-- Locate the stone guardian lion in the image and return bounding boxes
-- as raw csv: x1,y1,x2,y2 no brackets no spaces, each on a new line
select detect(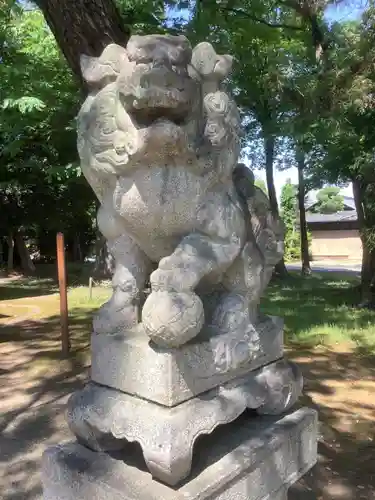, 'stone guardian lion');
77,35,284,348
